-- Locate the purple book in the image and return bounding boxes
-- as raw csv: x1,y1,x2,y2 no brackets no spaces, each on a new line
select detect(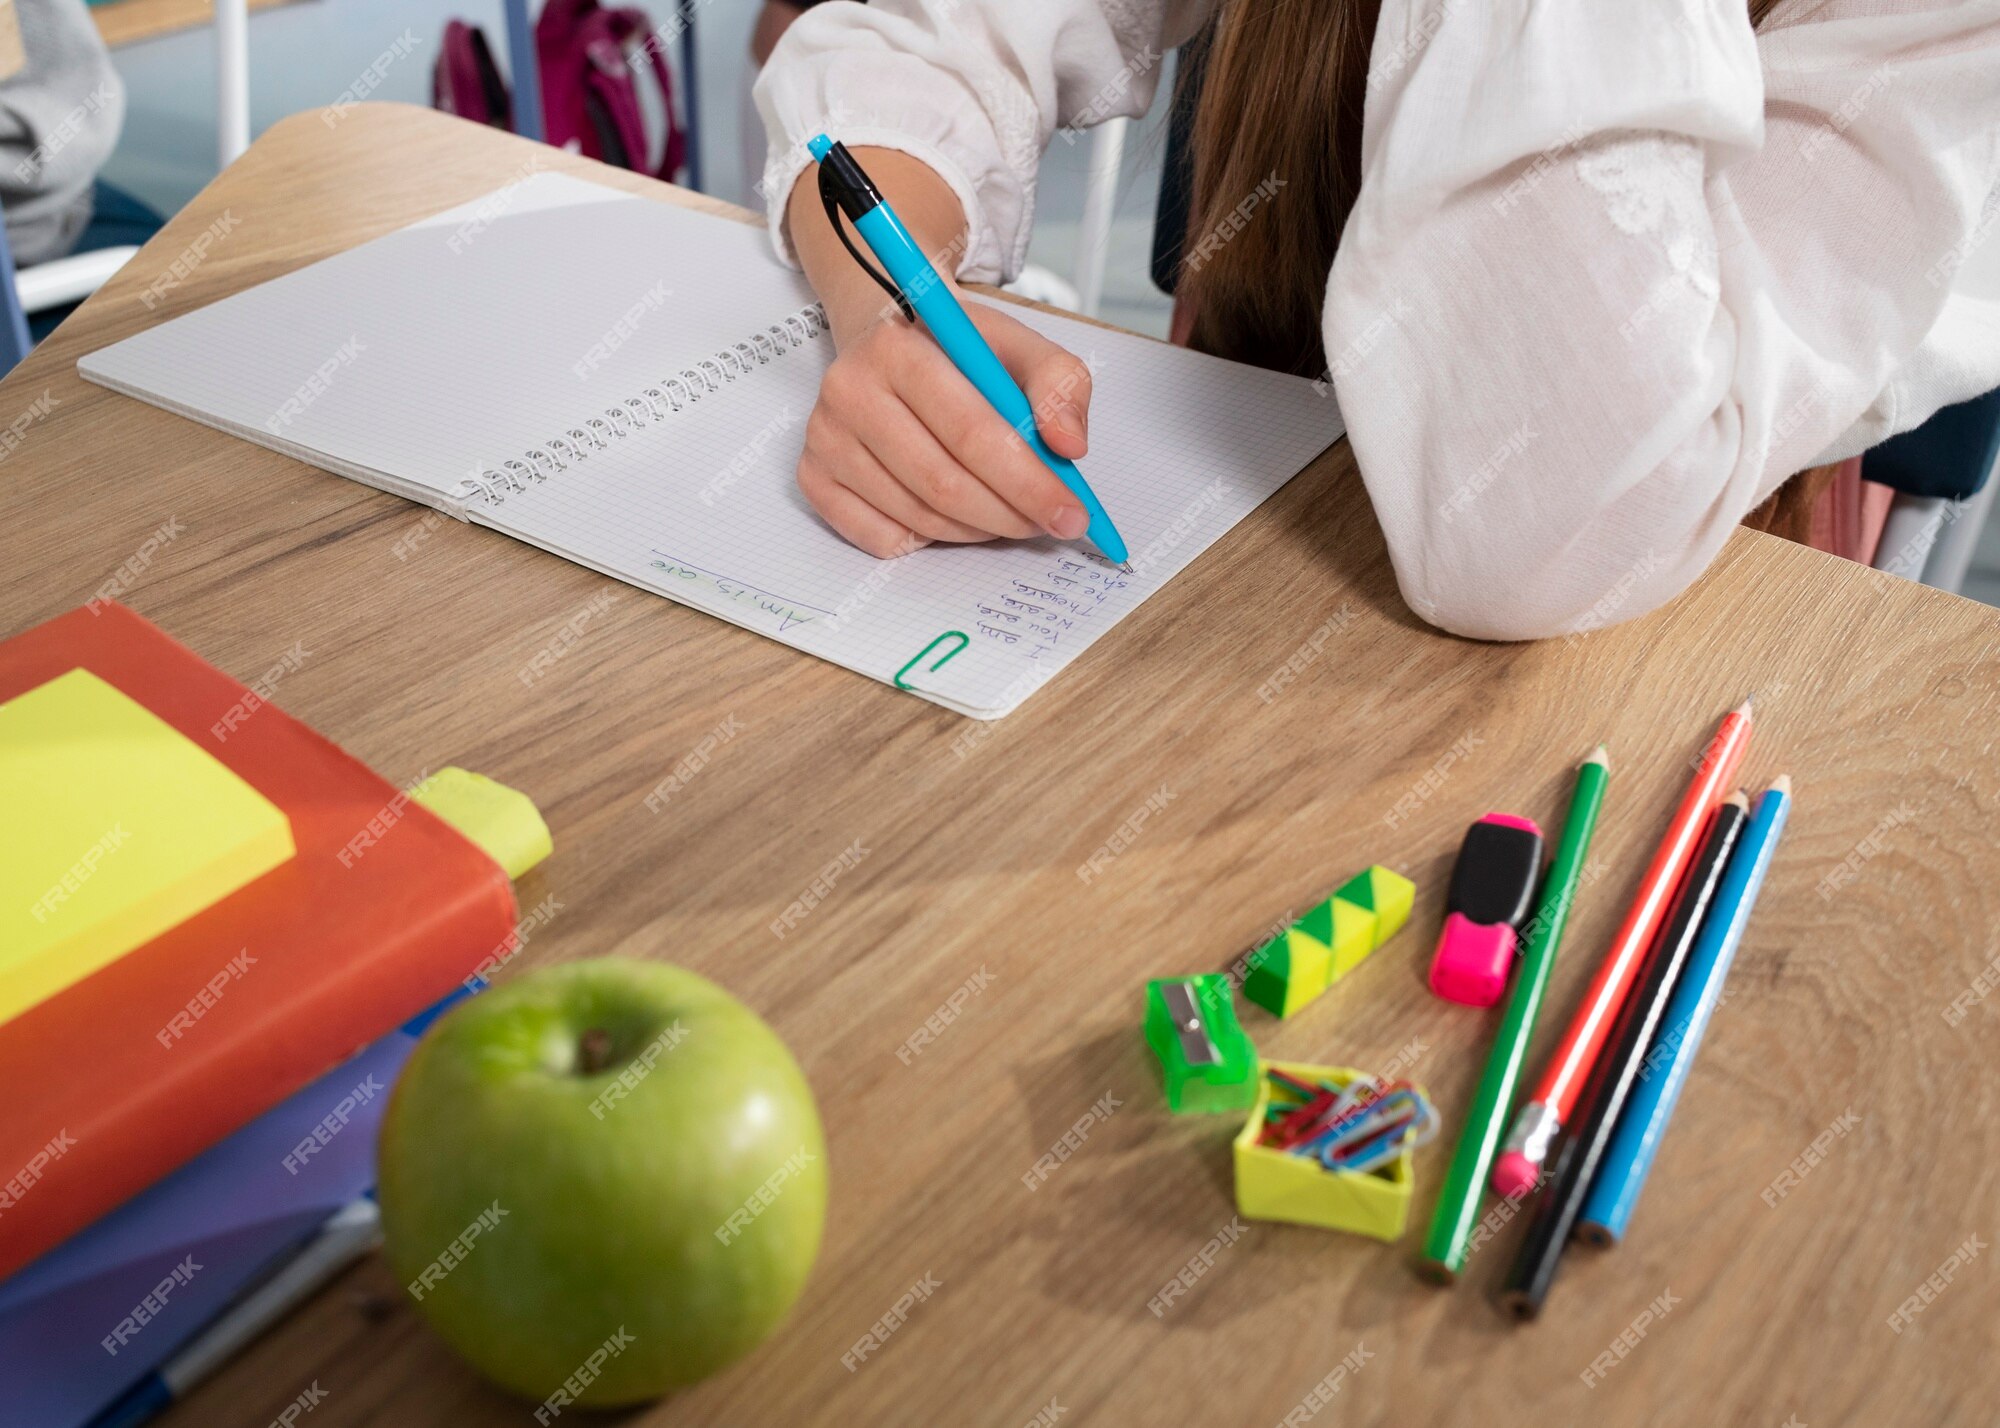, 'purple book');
0,995,459,1428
